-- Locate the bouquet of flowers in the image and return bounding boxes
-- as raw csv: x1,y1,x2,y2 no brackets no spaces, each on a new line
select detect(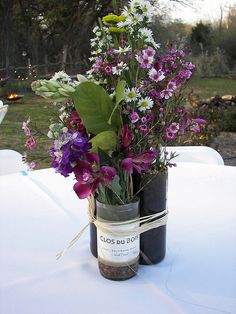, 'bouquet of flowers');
23,0,206,280
25,0,205,203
